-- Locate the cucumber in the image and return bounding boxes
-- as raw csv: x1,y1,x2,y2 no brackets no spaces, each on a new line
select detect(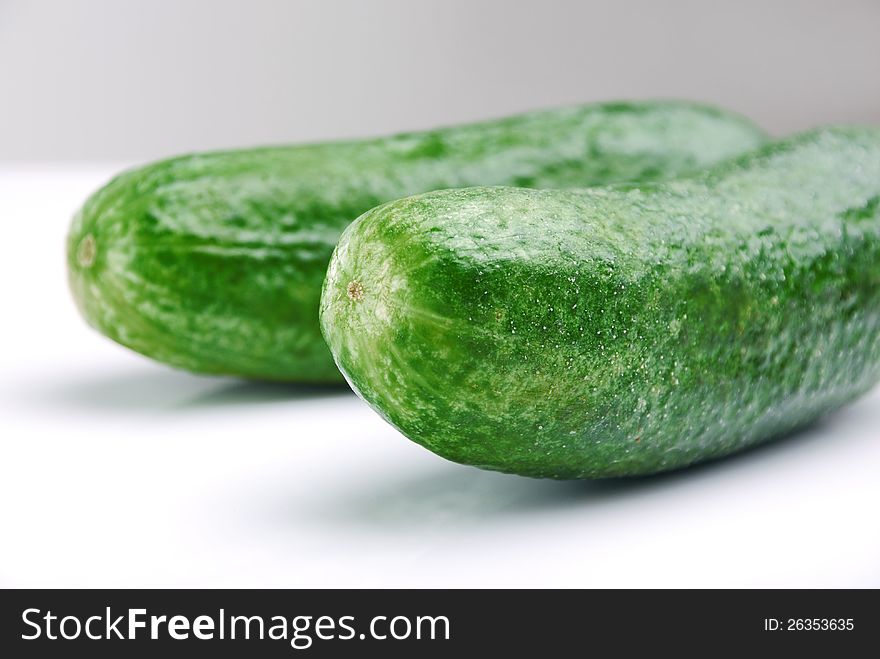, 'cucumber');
320,127,880,478
67,101,766,381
